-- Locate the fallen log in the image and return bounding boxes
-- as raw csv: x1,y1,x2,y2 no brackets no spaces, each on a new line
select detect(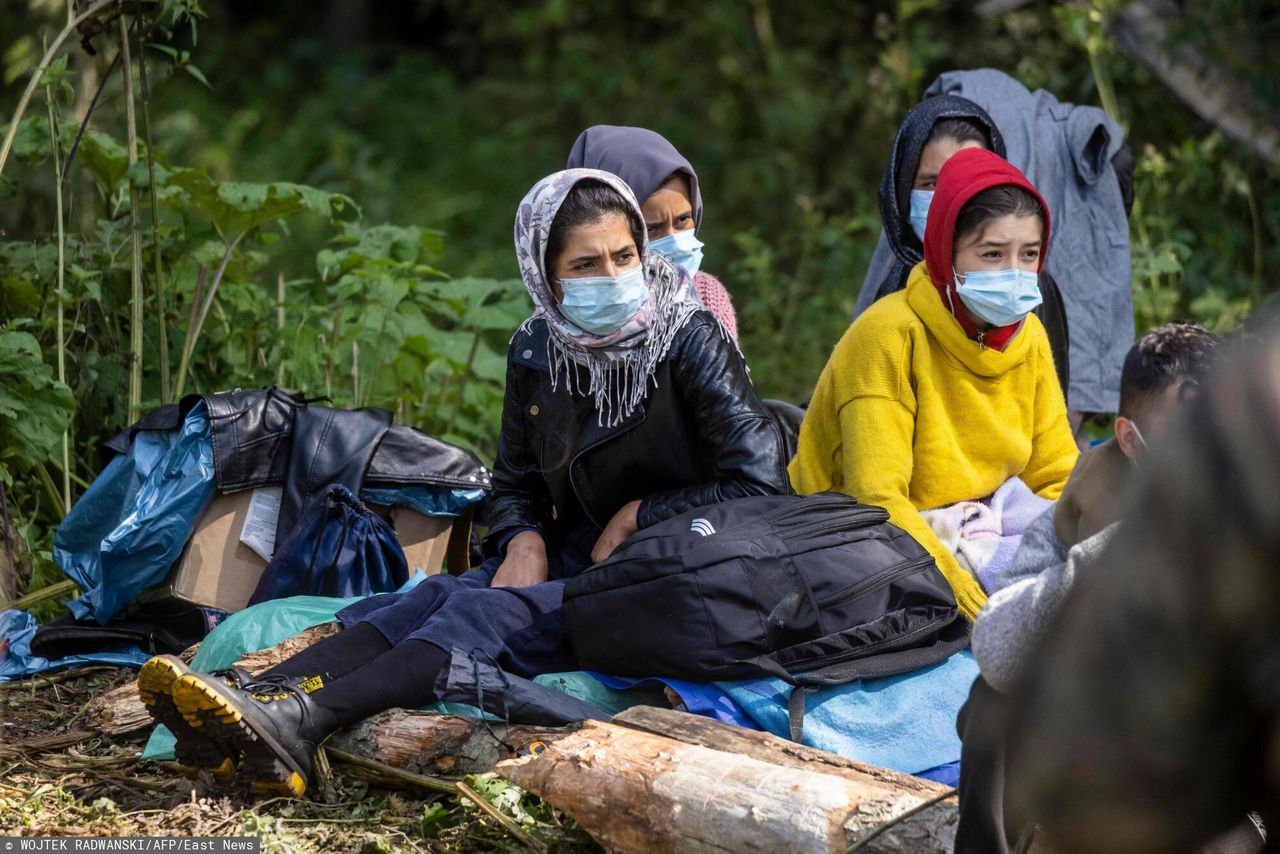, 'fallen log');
499,717,956,854
614,705,946,795
325,709,566,777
